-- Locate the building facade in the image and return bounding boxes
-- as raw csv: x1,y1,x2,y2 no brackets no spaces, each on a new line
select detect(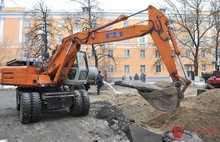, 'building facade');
0,7,216,81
